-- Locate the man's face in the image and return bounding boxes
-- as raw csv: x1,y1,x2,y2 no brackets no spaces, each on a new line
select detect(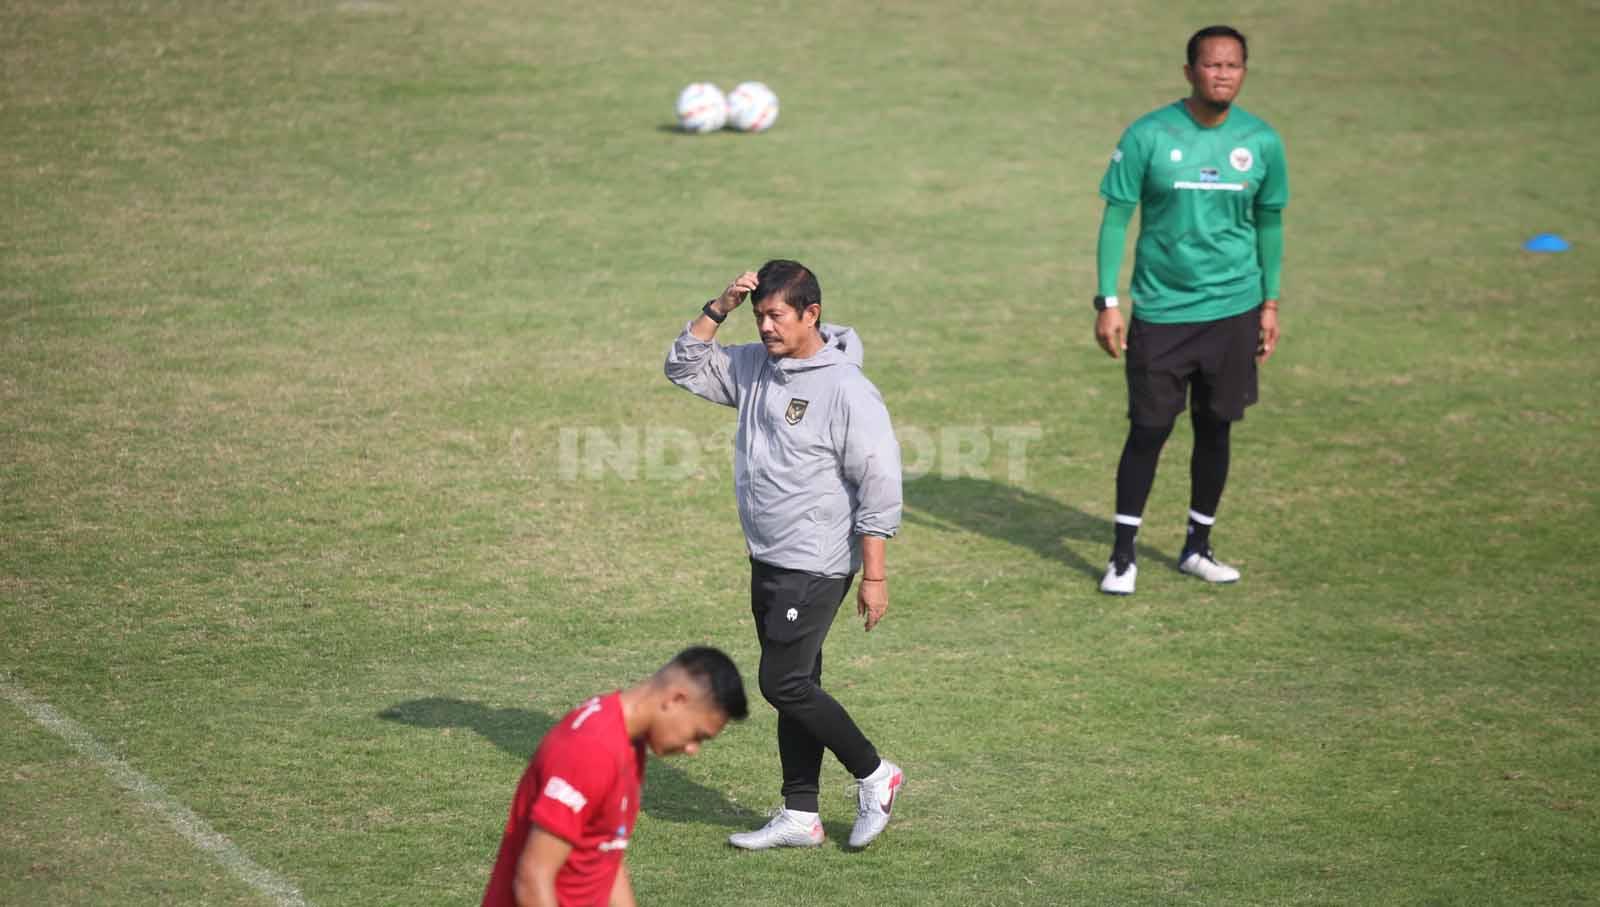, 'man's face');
647,693,728,757
1185,37,1247,108
753,295,819,359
